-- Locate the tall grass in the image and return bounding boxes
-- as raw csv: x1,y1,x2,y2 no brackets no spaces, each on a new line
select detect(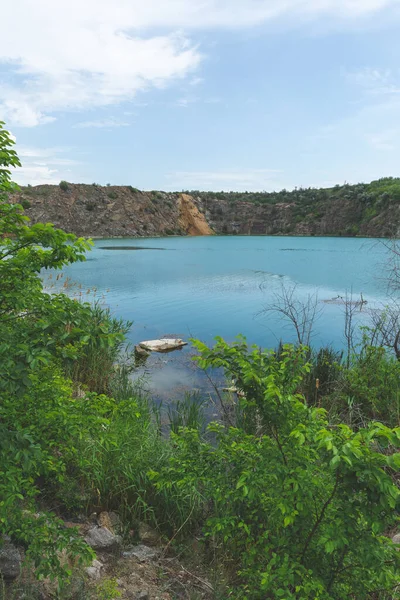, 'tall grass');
167,392,207,434
74,393,202,537
64,303,132,395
